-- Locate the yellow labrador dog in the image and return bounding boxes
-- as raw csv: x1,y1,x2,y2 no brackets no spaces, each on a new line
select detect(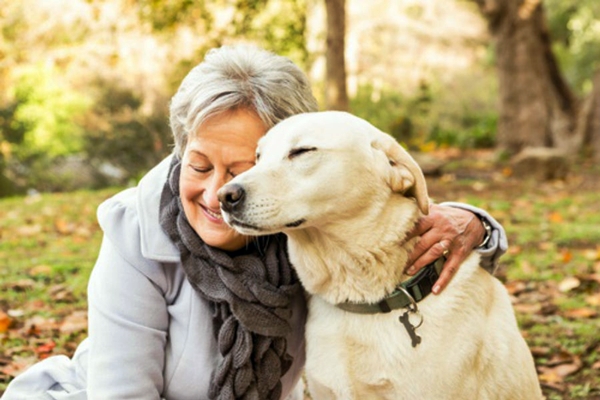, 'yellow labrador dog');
218,111,542,400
